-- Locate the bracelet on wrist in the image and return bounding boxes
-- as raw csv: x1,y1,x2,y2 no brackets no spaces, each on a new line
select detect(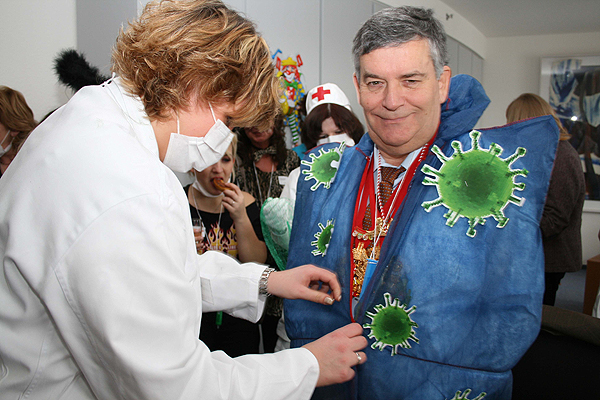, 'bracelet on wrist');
259,267,275,296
